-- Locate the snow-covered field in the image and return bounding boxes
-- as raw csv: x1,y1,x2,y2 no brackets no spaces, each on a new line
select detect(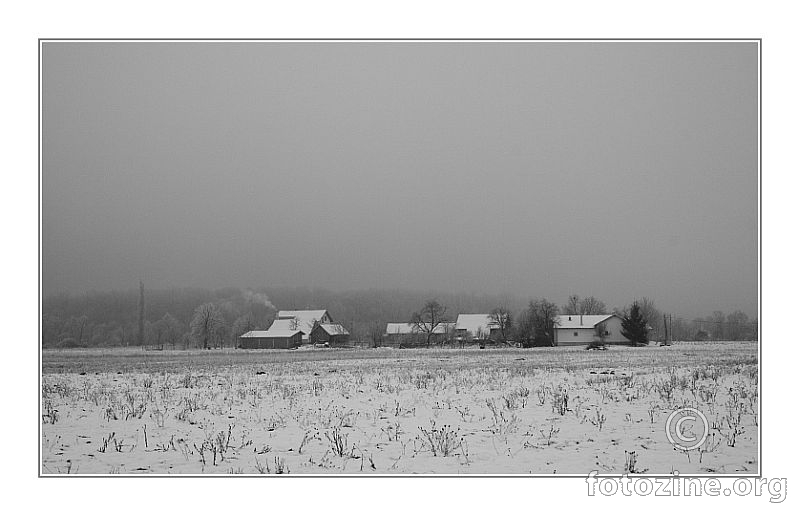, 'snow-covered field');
41,342,758,475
